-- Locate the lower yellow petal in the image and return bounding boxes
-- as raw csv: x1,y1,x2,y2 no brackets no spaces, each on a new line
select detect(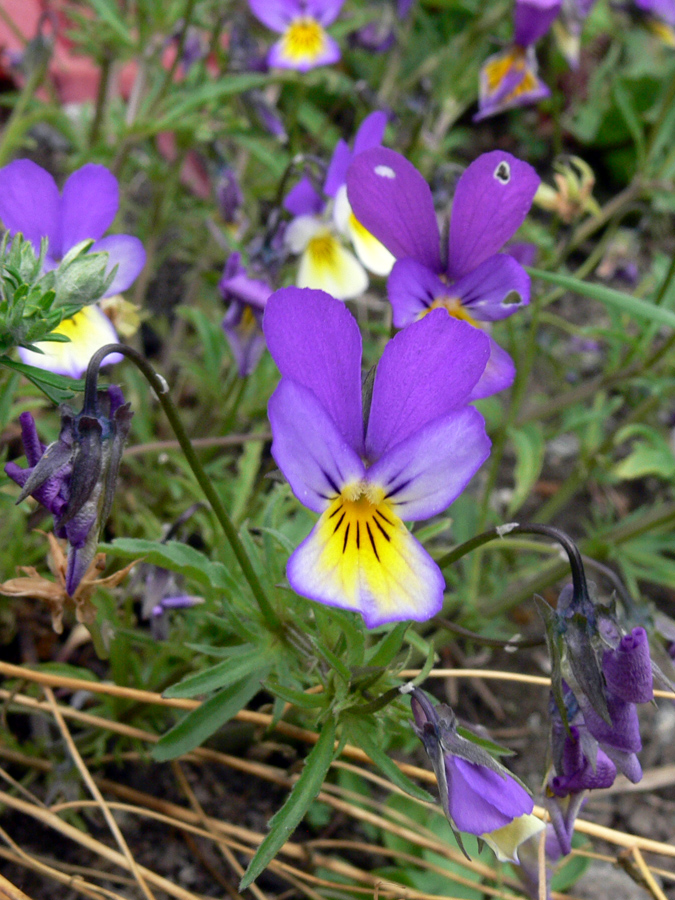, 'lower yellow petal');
287,486,445,627
481,814,545,863
280,18,328,65
297,229,368,300
348,213,396,276
18,305,119,378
